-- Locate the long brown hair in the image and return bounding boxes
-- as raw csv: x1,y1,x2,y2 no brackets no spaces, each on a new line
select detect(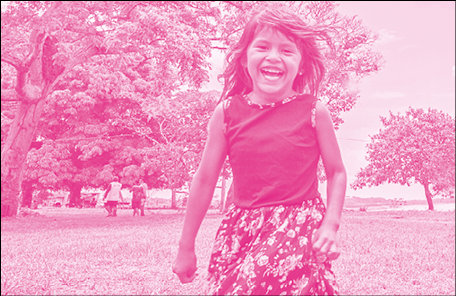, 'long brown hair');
218,8,331,103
